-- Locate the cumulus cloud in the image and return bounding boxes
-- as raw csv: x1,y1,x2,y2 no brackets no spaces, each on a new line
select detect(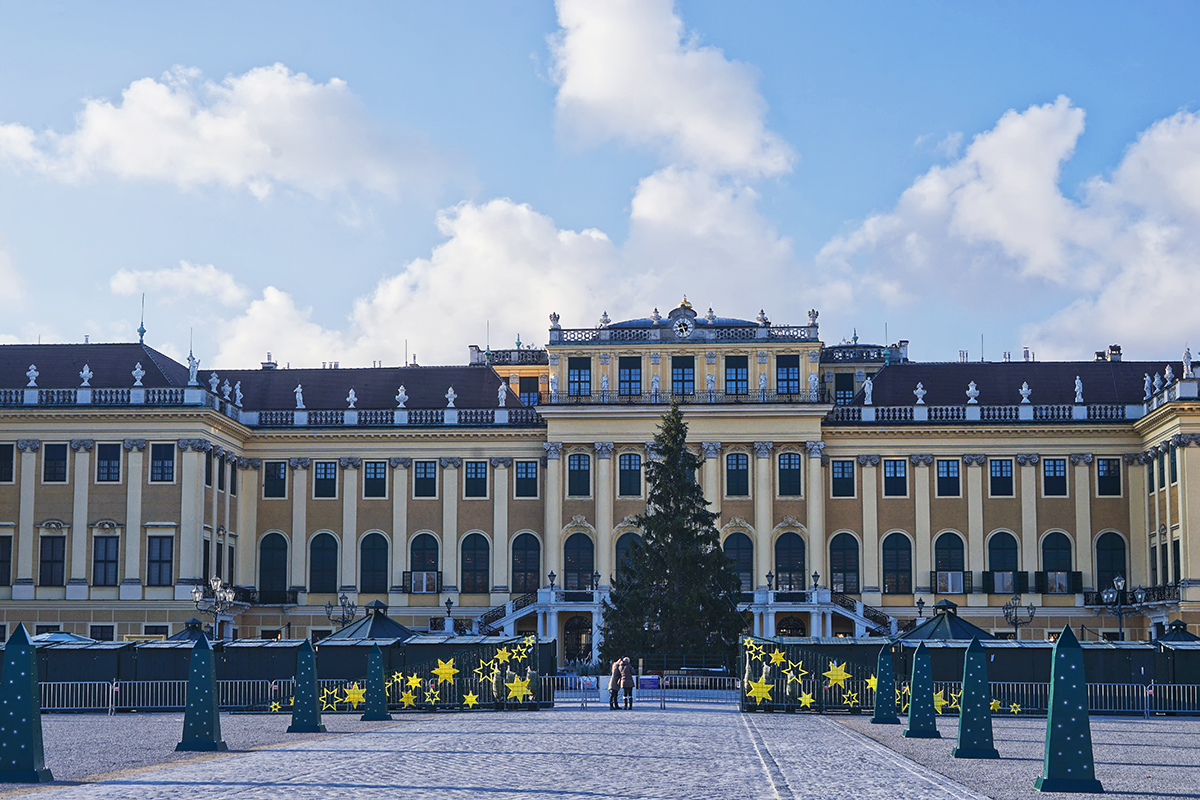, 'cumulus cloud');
110,261,249,306
0,241,24,306
0,64,433,199
550,0,793,178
